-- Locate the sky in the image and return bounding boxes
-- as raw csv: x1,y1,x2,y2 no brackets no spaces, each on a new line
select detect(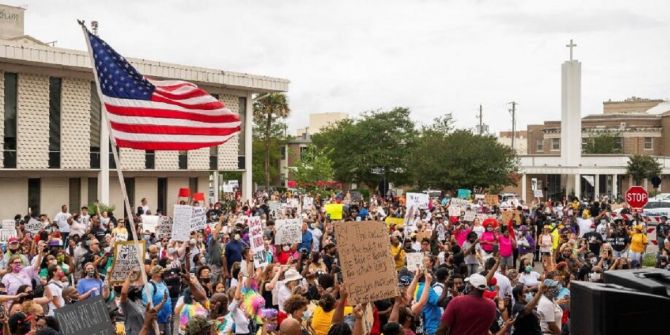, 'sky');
7,0,670,134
